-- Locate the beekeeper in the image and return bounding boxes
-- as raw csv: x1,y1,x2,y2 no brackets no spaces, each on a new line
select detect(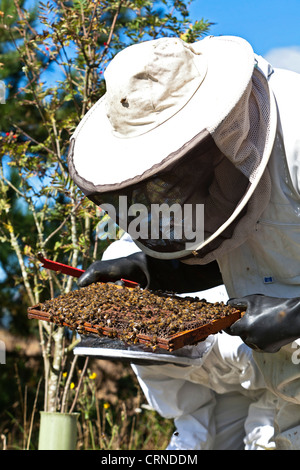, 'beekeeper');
68,36,300,449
